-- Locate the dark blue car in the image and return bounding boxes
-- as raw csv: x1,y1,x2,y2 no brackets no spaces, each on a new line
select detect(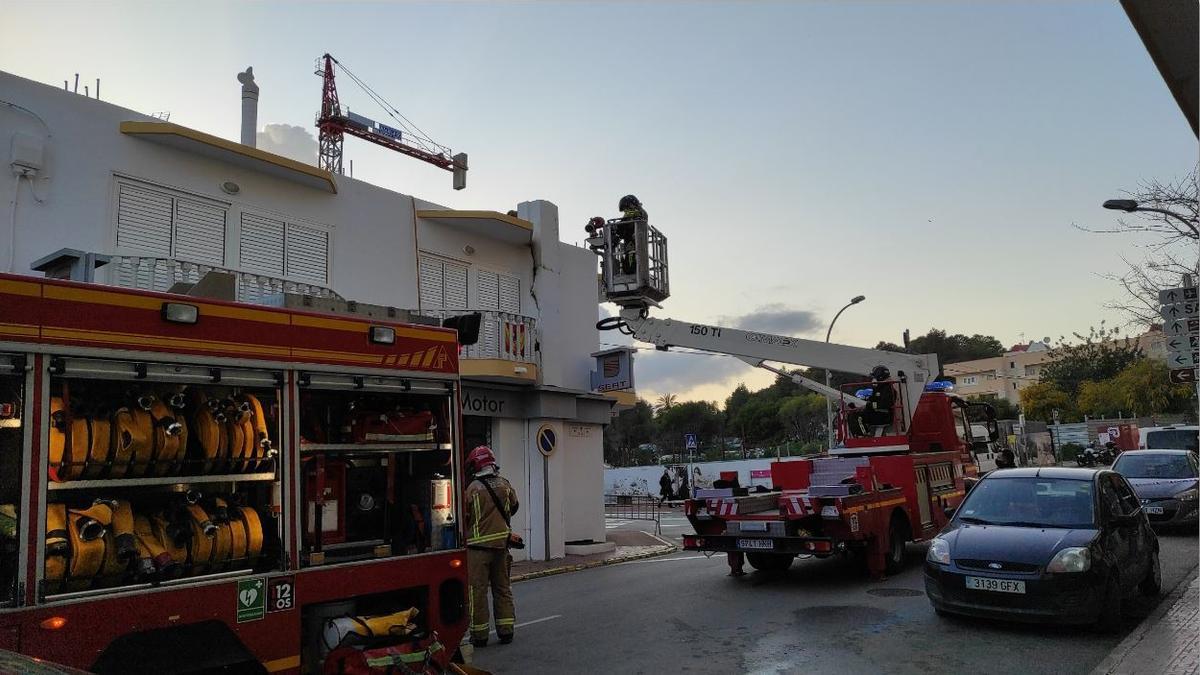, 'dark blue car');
924,467,1160,630
1112,450,1198,528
